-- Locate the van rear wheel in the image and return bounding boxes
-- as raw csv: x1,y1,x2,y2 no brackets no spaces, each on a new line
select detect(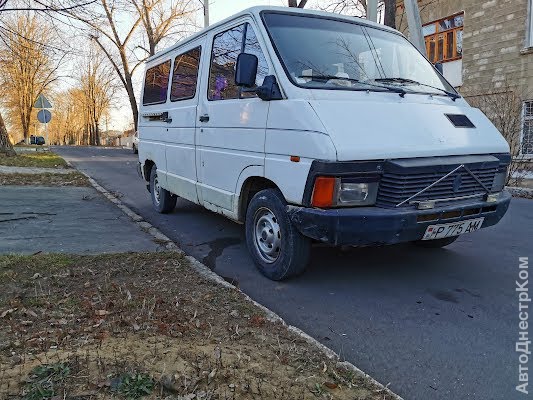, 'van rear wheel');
245,189,311,280
150,167,176,213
